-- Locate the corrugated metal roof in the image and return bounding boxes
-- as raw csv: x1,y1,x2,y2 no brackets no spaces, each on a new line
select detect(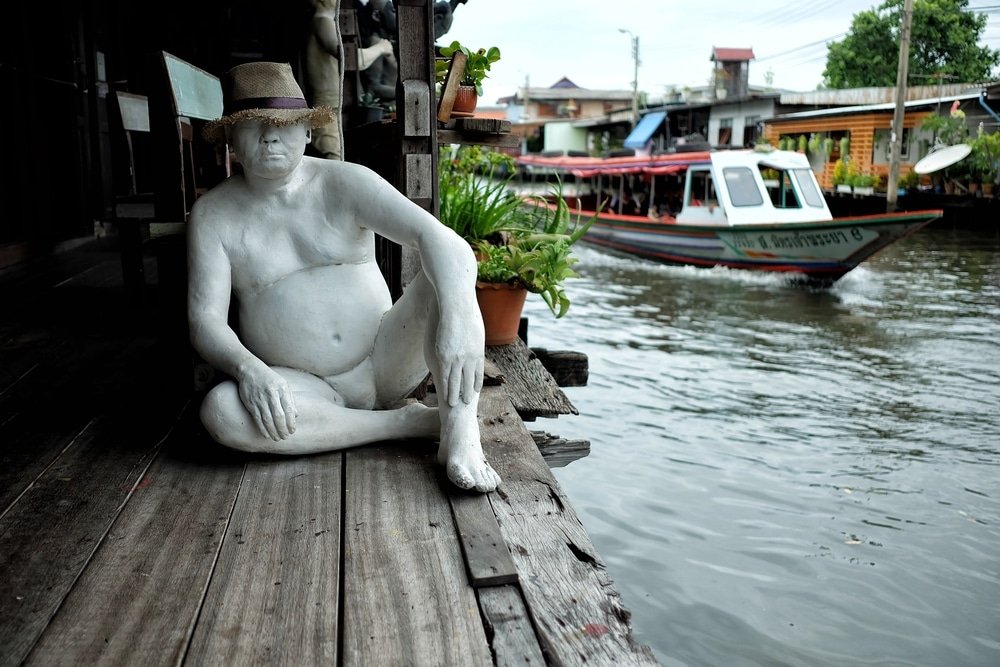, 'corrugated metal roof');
779,84,980,106
516,87,633,102
768,91,982,122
